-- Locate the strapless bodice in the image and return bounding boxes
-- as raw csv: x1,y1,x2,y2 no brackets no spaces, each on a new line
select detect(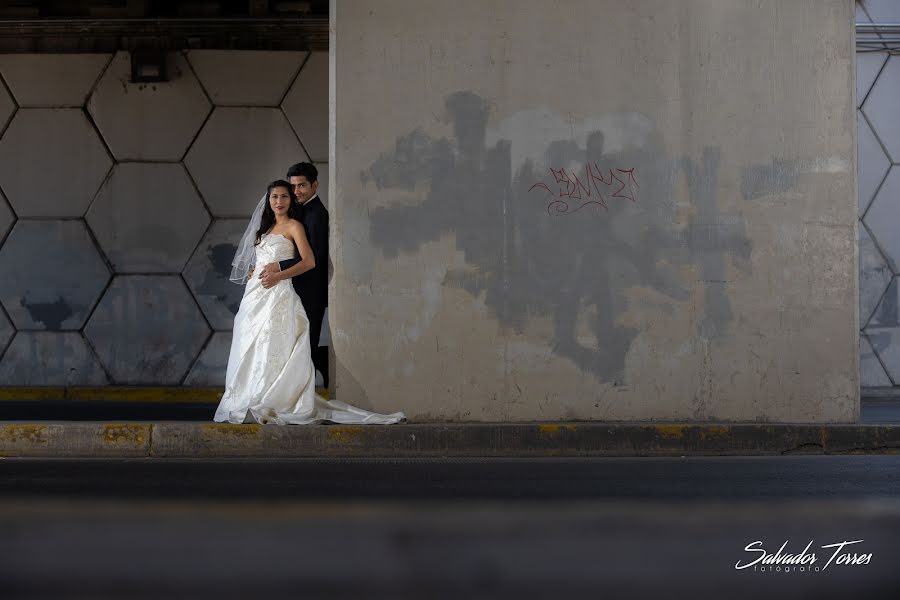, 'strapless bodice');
256,233,296,265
